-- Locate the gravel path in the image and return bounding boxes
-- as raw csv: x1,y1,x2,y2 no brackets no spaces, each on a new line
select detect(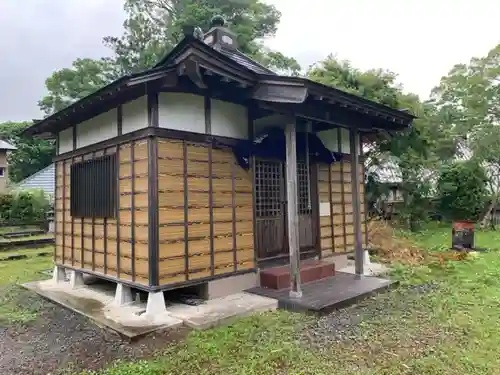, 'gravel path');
0,282,439,375
0,289,186,375
301,282,440,350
